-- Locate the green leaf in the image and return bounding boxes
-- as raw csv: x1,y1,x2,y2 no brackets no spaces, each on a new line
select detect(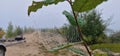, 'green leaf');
63,10,86,26
44,0,55,4
63,11,76,25
28,0,65,15
48,43,75,52
28,1,43,16
77,16,86,26
73,0,107,12
67,47,87,56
